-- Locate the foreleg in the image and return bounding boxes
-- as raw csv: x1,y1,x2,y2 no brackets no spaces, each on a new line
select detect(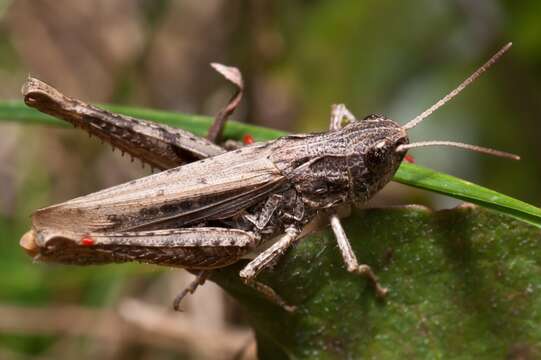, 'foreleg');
329,214,388,298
